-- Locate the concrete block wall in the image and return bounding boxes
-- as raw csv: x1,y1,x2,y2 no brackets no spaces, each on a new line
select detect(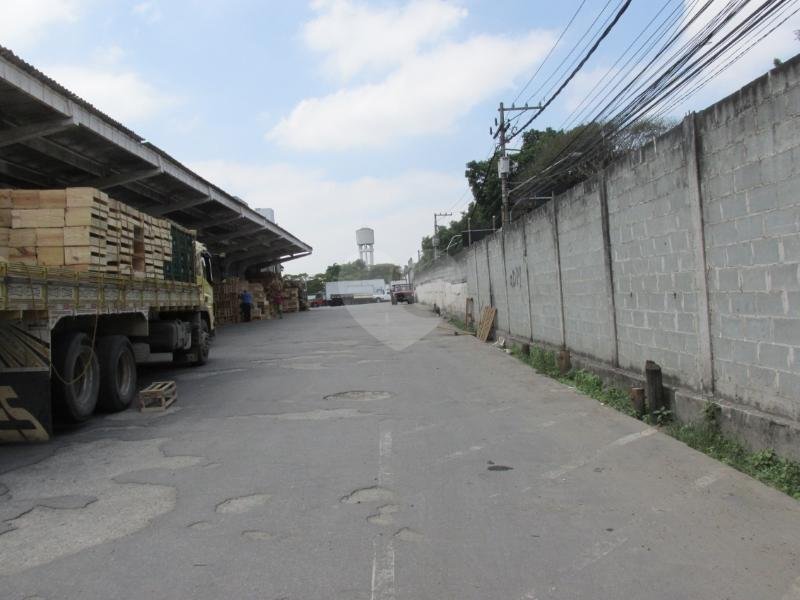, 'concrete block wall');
525,202,564,346
557,182,616,363
503,220,533,340
487,235,510,334
412,54,800,454
413,253,469,318
698,60,800,421
607,127,704,389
